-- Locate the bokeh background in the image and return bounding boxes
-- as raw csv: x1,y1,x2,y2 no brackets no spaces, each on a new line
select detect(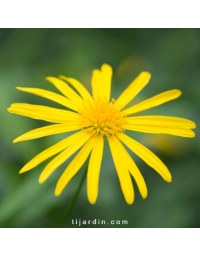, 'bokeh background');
0,28,199,228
